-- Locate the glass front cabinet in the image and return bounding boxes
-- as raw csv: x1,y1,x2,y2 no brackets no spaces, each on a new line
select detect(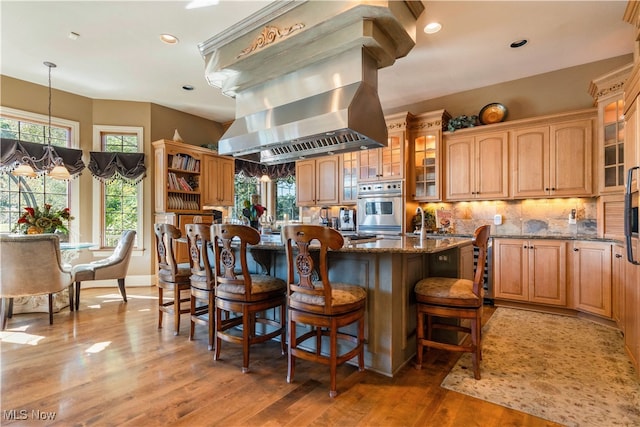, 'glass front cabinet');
590,63,632,194
409,110,450,201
